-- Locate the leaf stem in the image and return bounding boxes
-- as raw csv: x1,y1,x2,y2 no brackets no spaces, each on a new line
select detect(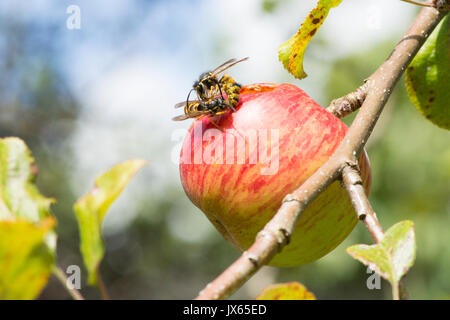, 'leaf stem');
52,266,84,300
392,281,400,300
97,273,111,300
